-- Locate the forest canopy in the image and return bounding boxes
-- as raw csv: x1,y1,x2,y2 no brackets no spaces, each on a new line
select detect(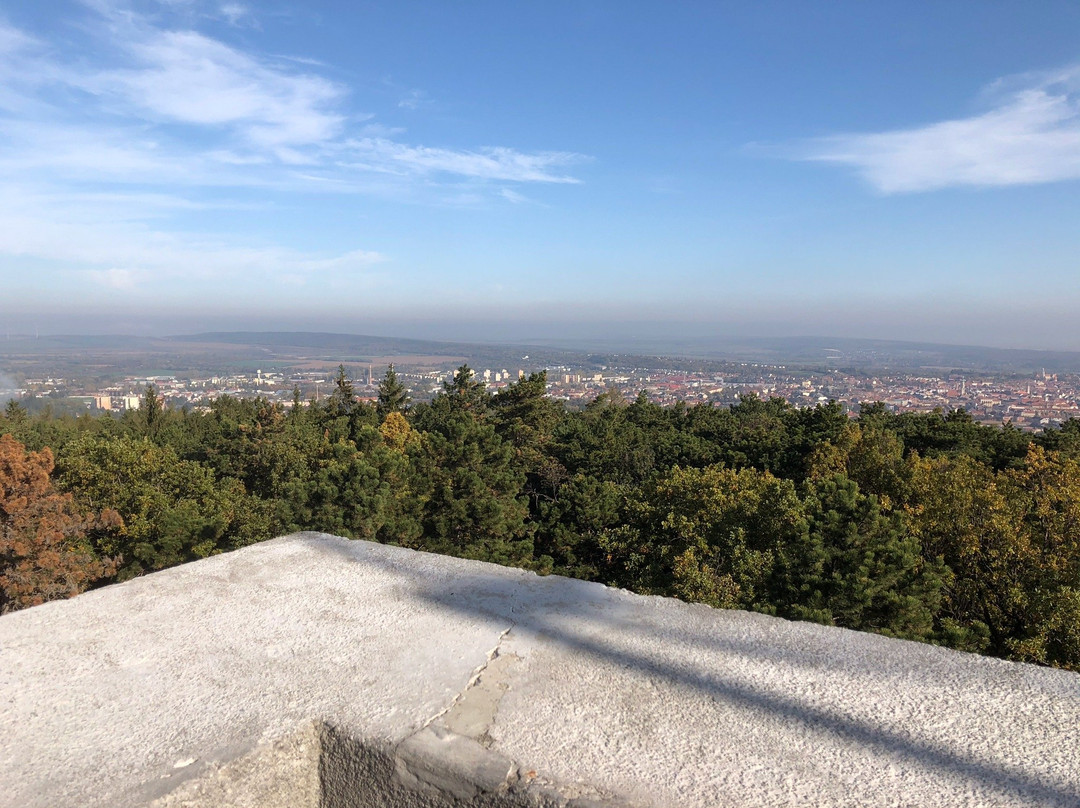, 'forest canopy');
3,366,1080,671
